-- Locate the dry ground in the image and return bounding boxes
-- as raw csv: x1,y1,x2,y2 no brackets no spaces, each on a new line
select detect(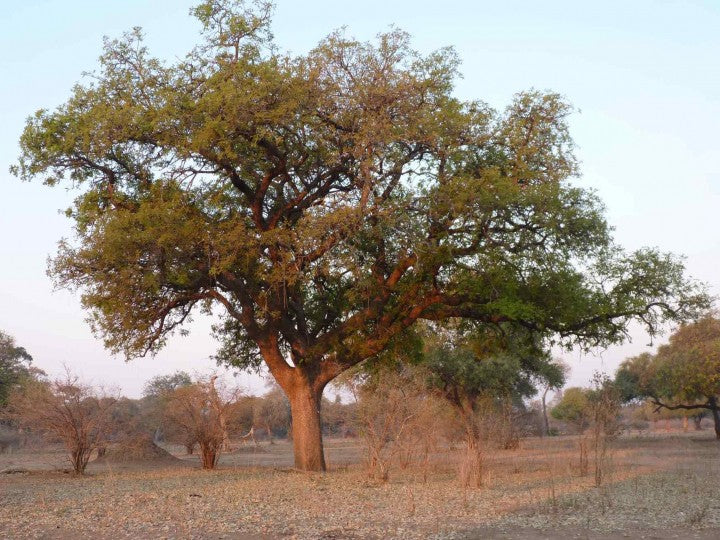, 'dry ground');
1,433,719,539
